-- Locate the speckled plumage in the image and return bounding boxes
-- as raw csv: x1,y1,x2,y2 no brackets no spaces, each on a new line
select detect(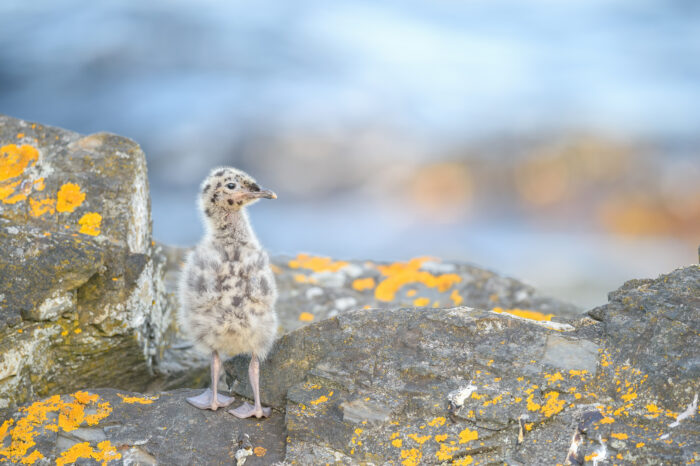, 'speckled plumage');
178,167,278,360
177,167,278,416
